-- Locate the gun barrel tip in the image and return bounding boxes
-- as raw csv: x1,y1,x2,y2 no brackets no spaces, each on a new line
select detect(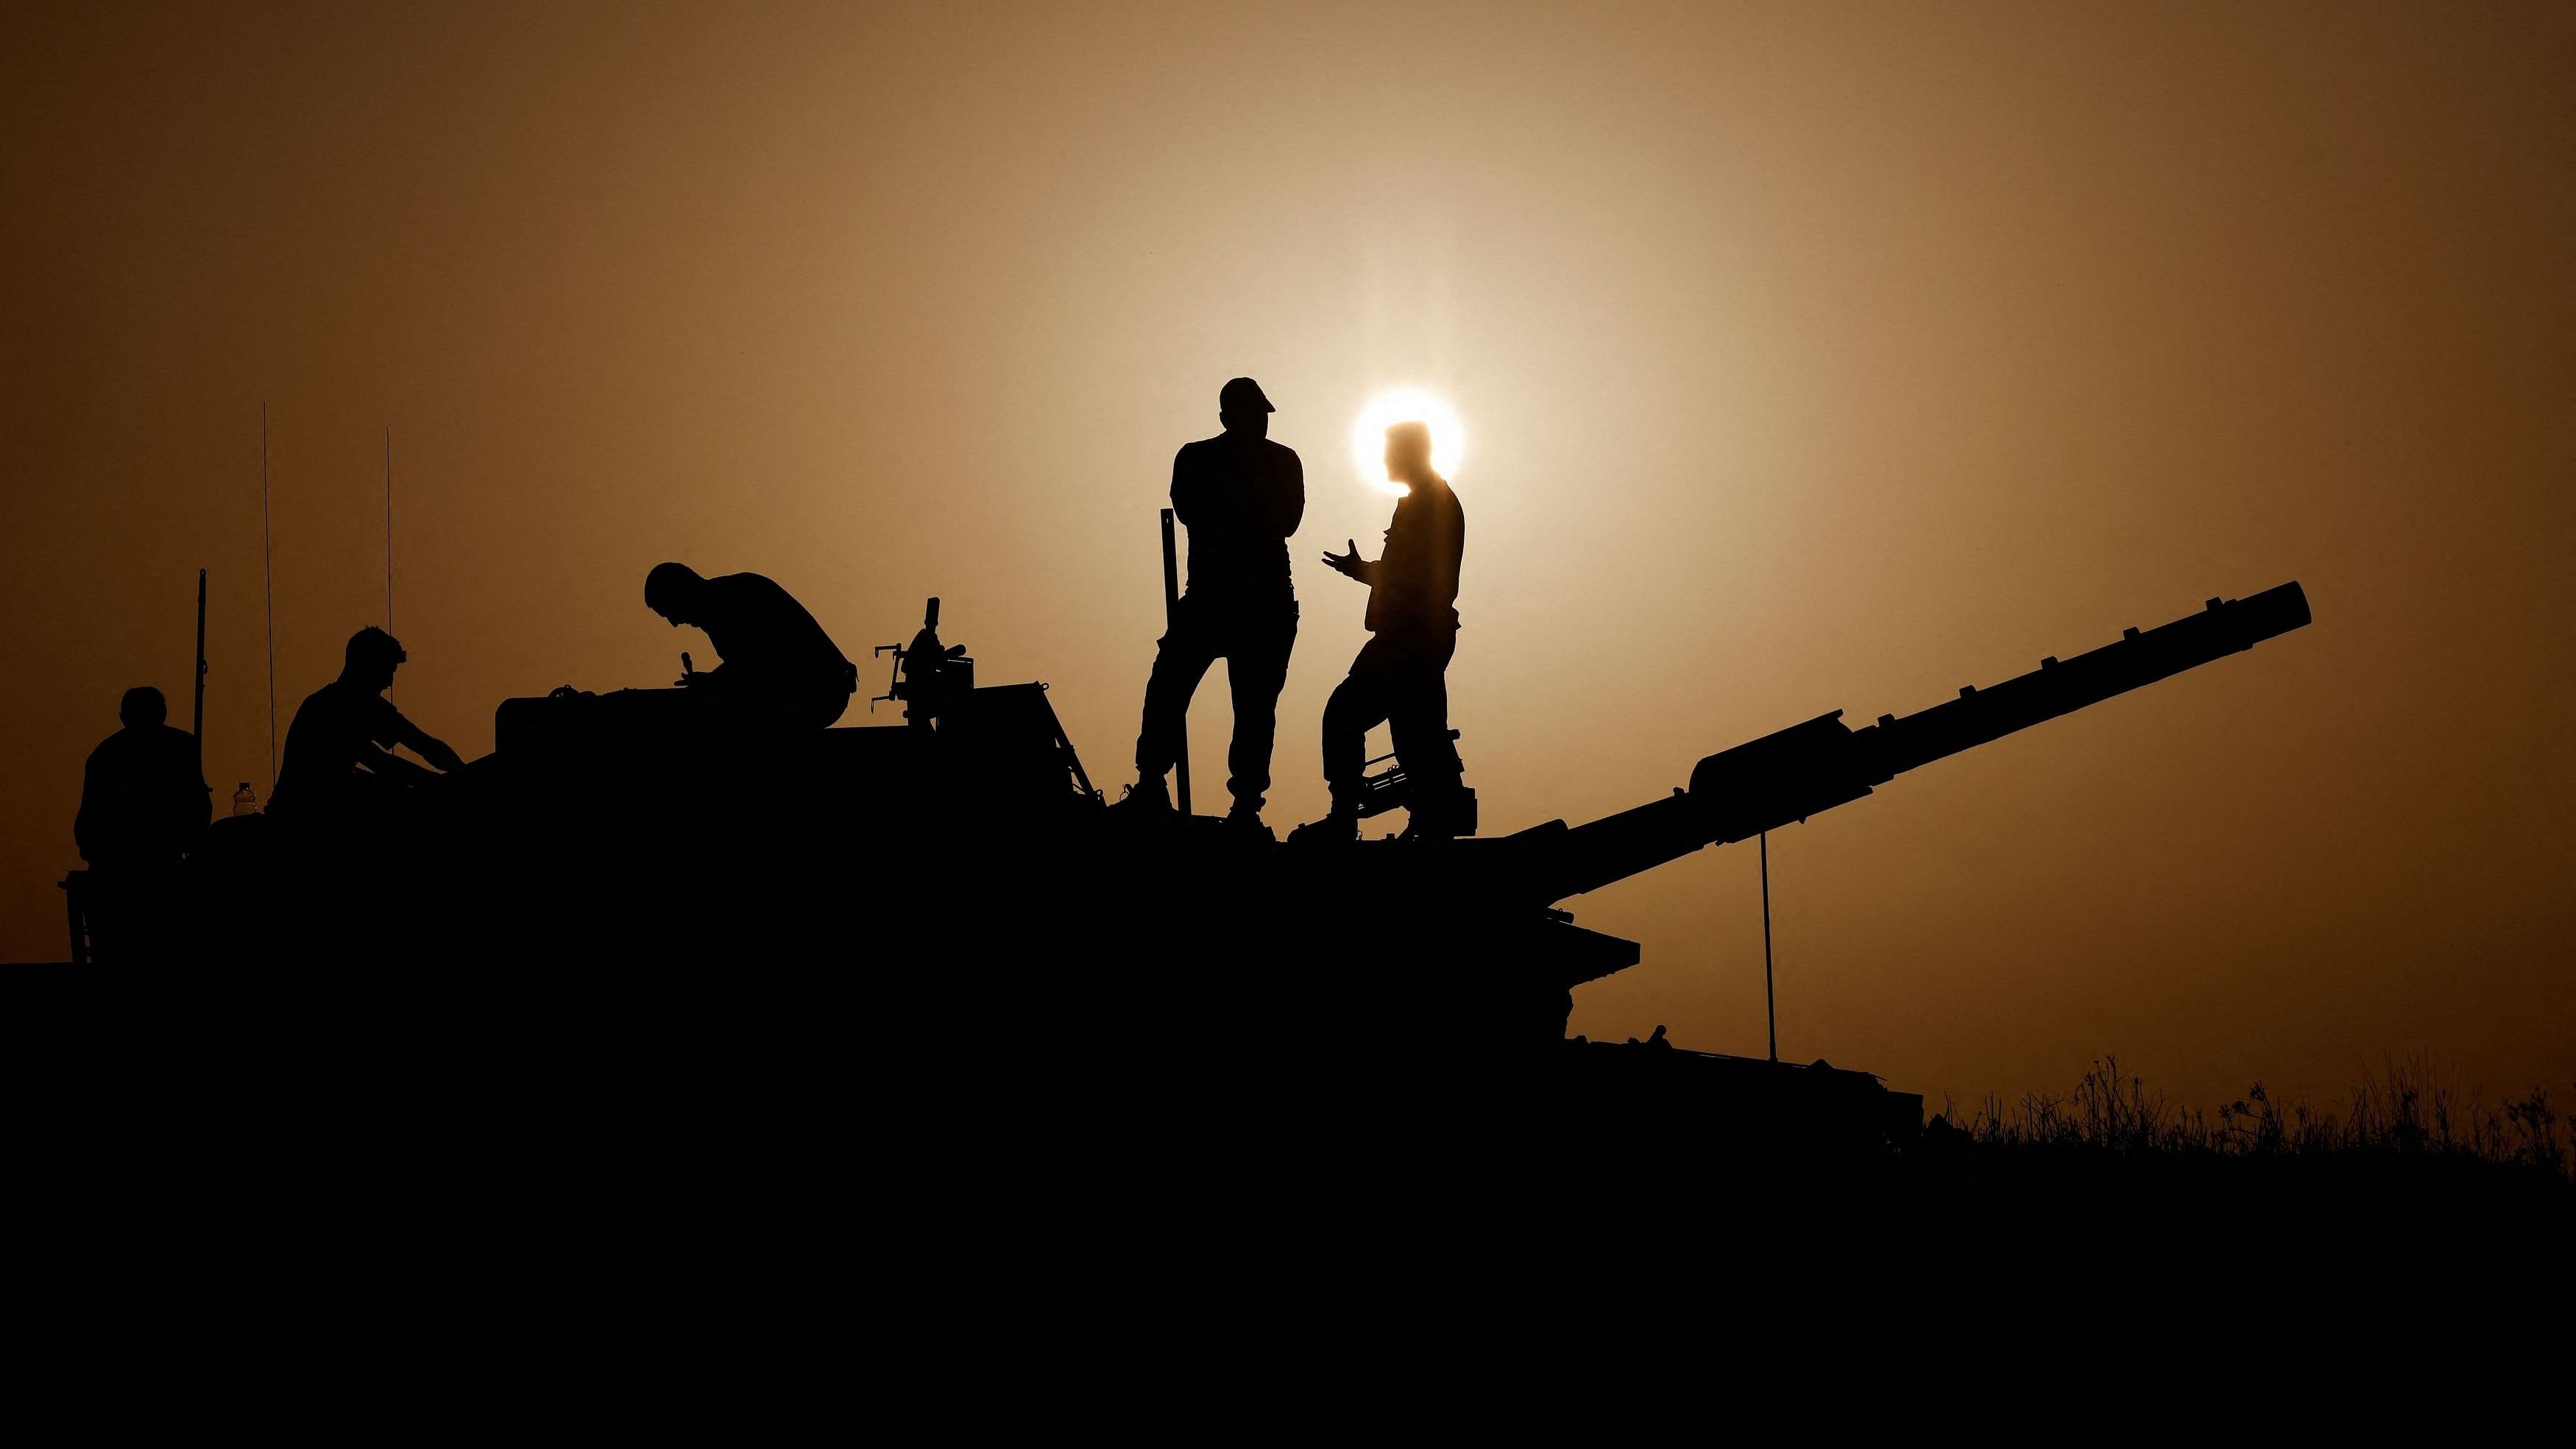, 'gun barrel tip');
2271,580,2313,630
2238,580,2313,637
